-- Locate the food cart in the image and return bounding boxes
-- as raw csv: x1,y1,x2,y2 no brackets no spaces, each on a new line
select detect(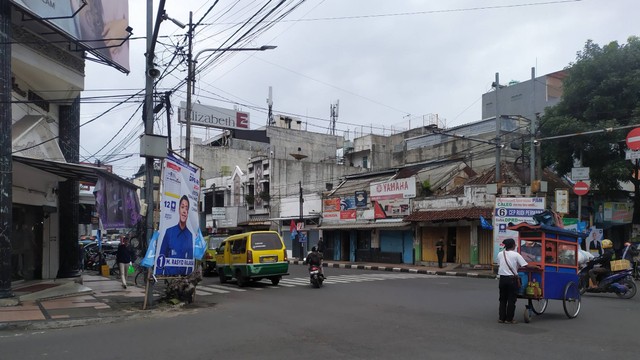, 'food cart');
507,222,584,322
